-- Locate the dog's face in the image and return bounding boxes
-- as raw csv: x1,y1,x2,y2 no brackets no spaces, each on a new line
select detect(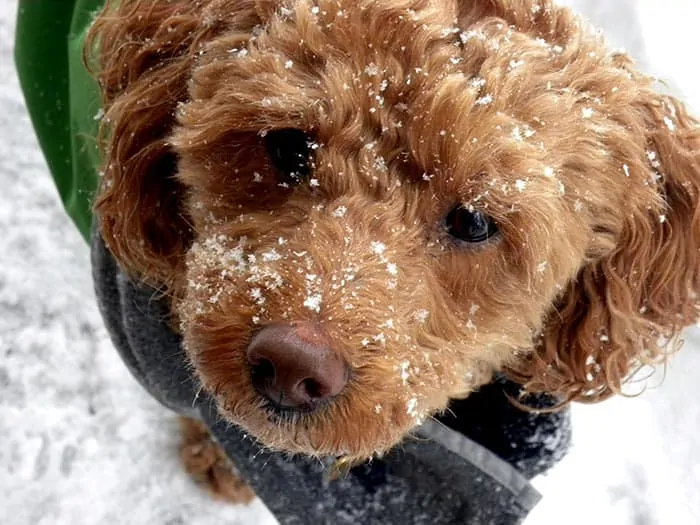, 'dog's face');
90,0,700,459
